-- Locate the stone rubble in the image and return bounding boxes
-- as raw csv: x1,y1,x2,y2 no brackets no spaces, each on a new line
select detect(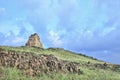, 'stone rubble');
0,48,82,76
